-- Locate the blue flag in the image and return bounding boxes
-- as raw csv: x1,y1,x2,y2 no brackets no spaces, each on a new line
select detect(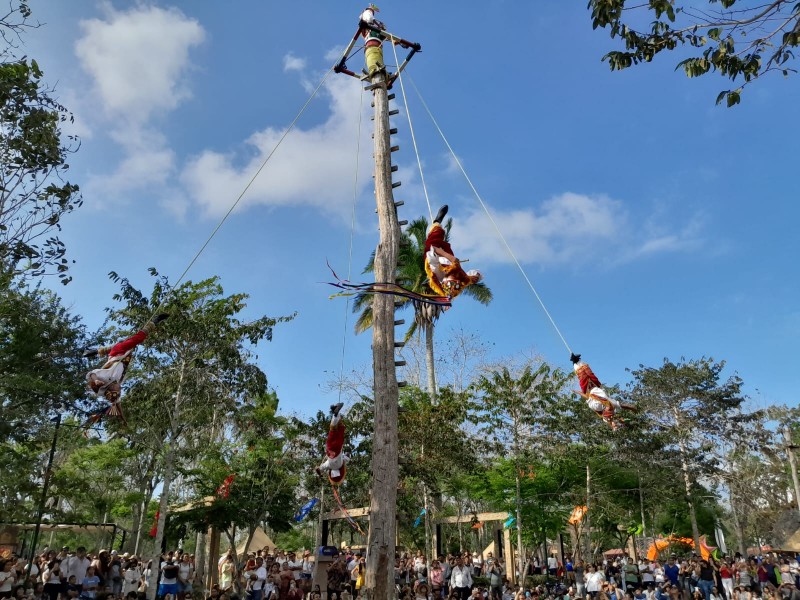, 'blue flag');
413,508,426,528
294,498,319,522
